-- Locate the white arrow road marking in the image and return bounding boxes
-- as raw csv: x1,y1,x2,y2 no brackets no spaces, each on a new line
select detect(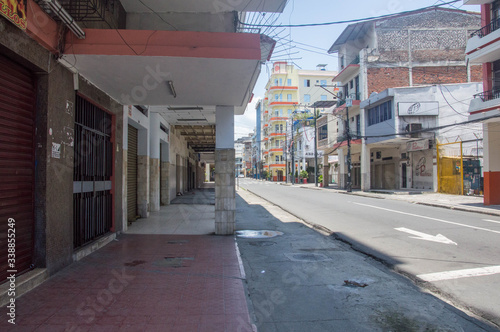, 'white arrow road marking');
483,219,500,225
418,265,500,282
395,227,457,245
353,202,500,235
